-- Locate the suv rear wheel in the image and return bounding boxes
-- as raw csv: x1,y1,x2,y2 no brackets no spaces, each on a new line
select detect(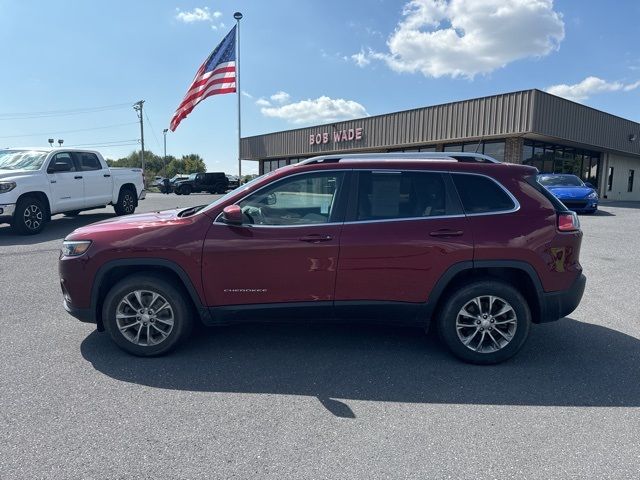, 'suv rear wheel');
114,188,136,216
102,275,193,356
437,280,531,365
